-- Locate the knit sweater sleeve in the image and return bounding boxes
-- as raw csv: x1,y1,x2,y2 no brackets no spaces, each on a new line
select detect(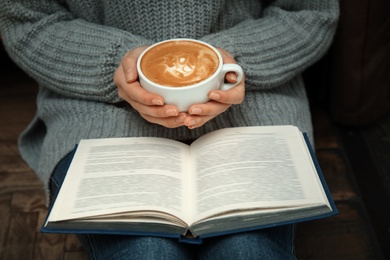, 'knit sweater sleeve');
0,0,151,103
201,0,339,90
